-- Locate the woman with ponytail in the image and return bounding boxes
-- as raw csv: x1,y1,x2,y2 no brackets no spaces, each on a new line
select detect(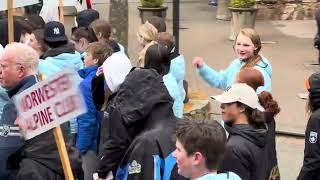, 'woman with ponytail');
212,83,268,180
297,72,320,180
192,28,272,94
236,68,281,180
